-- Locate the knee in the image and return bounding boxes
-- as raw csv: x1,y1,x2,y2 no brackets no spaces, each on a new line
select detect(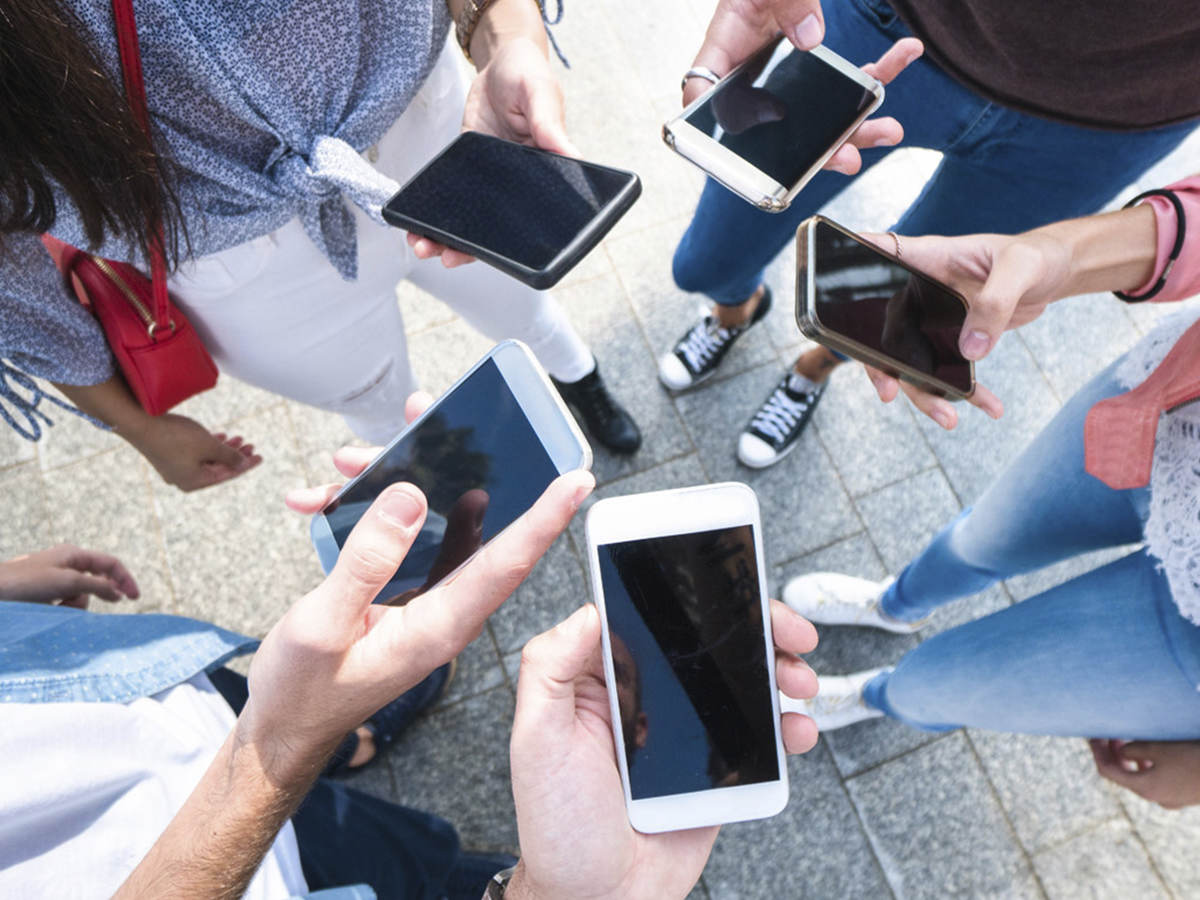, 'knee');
670,239,711,294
